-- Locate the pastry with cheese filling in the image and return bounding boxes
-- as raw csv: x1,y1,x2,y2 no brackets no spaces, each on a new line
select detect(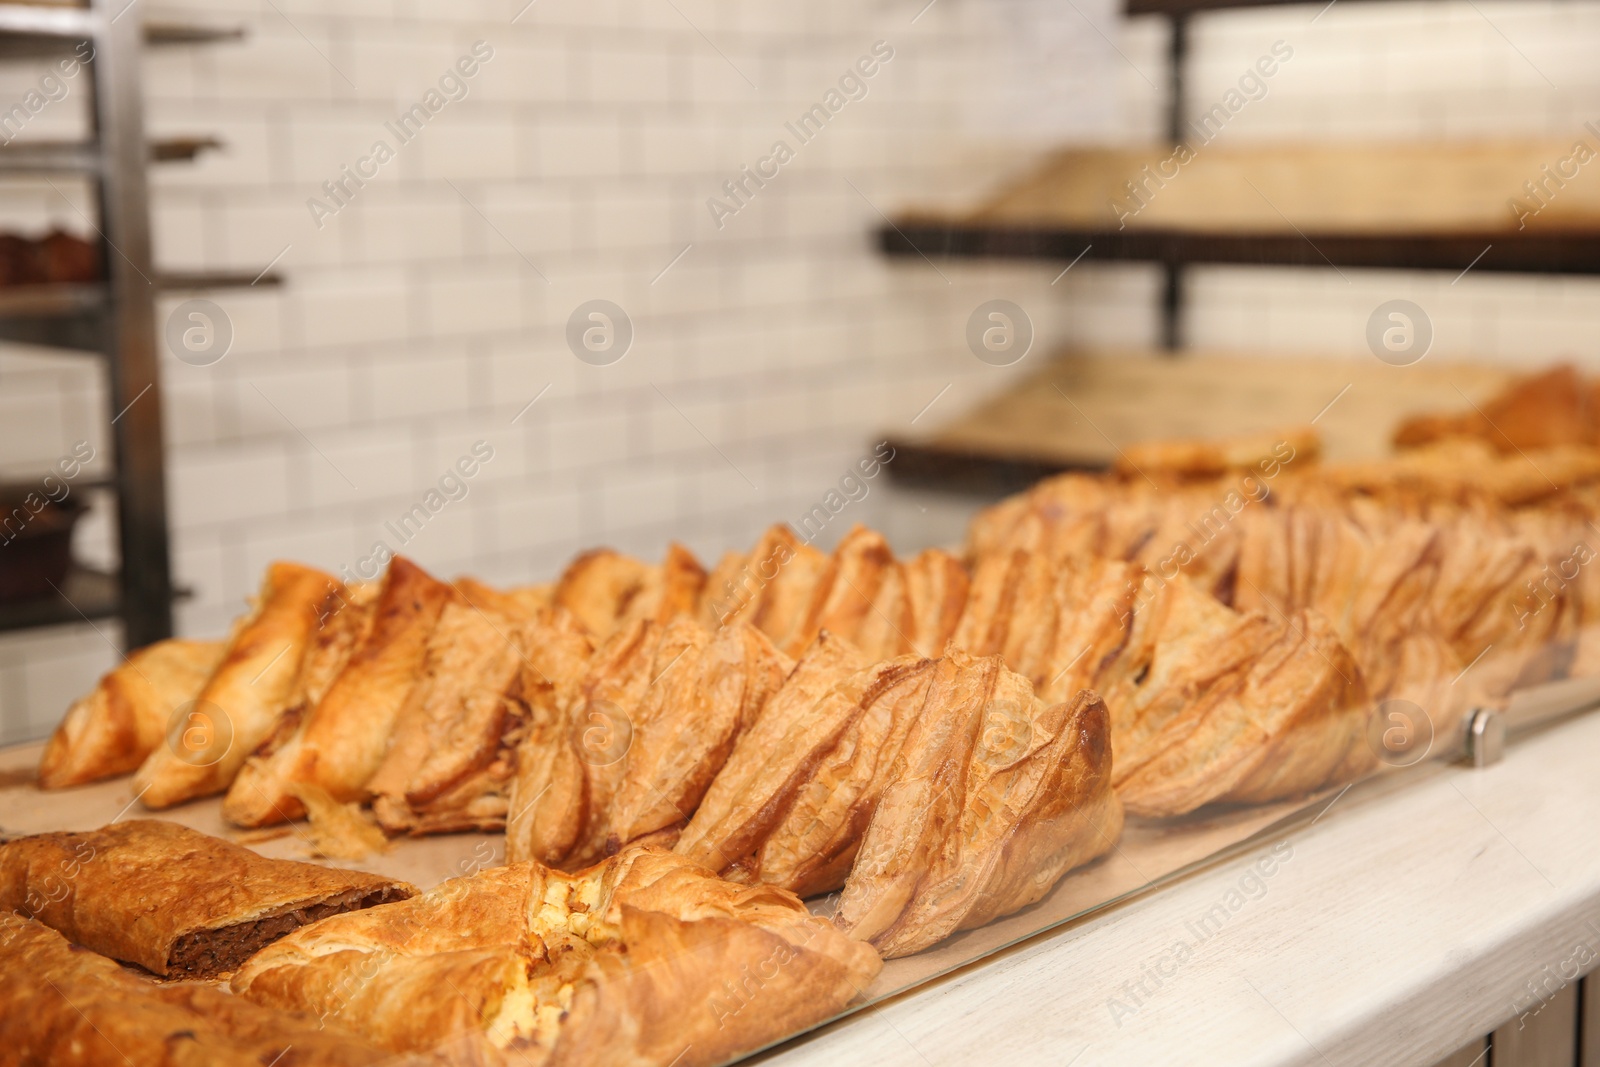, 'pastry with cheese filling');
231,846,881,1067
